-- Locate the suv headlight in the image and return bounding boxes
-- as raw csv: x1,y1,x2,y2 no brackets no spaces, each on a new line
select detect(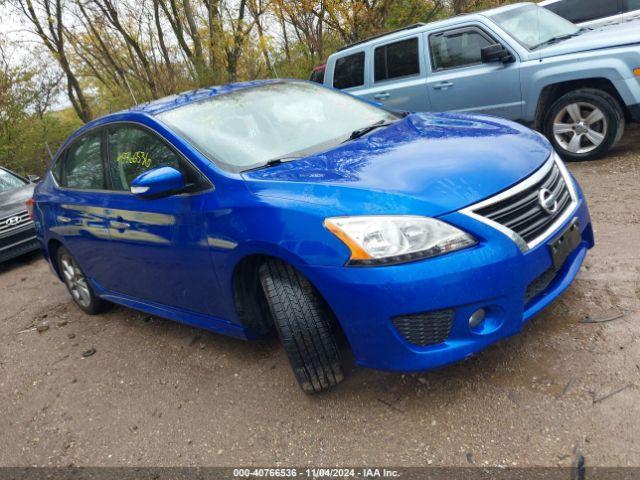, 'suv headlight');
324,215,477,266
